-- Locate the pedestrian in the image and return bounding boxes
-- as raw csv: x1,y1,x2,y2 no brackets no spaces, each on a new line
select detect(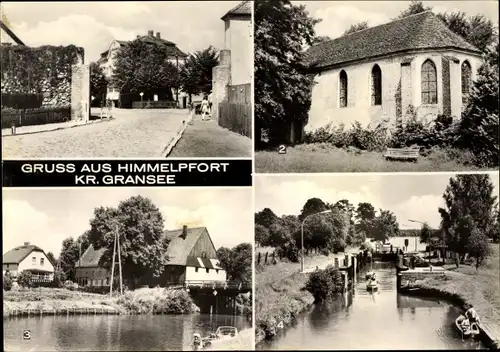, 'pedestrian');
201,96,209,121
187,102,195,125
208,90,213,117
190,333,202,351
